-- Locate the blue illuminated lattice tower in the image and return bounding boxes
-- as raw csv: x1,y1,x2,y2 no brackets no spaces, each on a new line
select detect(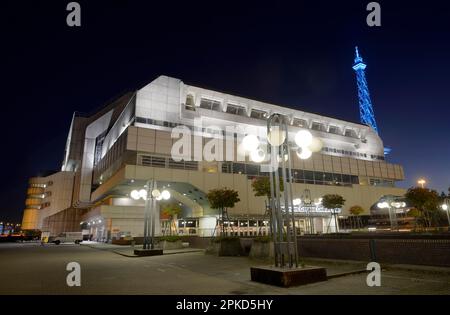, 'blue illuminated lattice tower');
352,46,379,134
